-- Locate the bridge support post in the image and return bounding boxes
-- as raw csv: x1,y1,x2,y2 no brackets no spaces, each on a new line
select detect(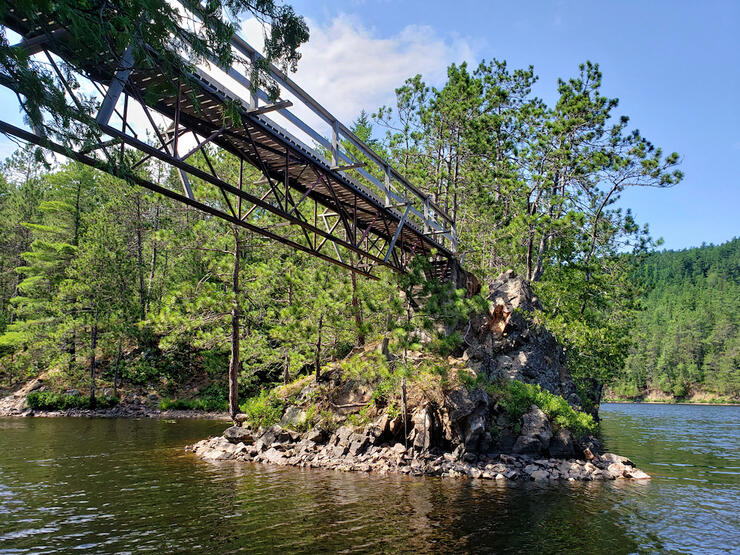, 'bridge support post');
384,205,410,262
